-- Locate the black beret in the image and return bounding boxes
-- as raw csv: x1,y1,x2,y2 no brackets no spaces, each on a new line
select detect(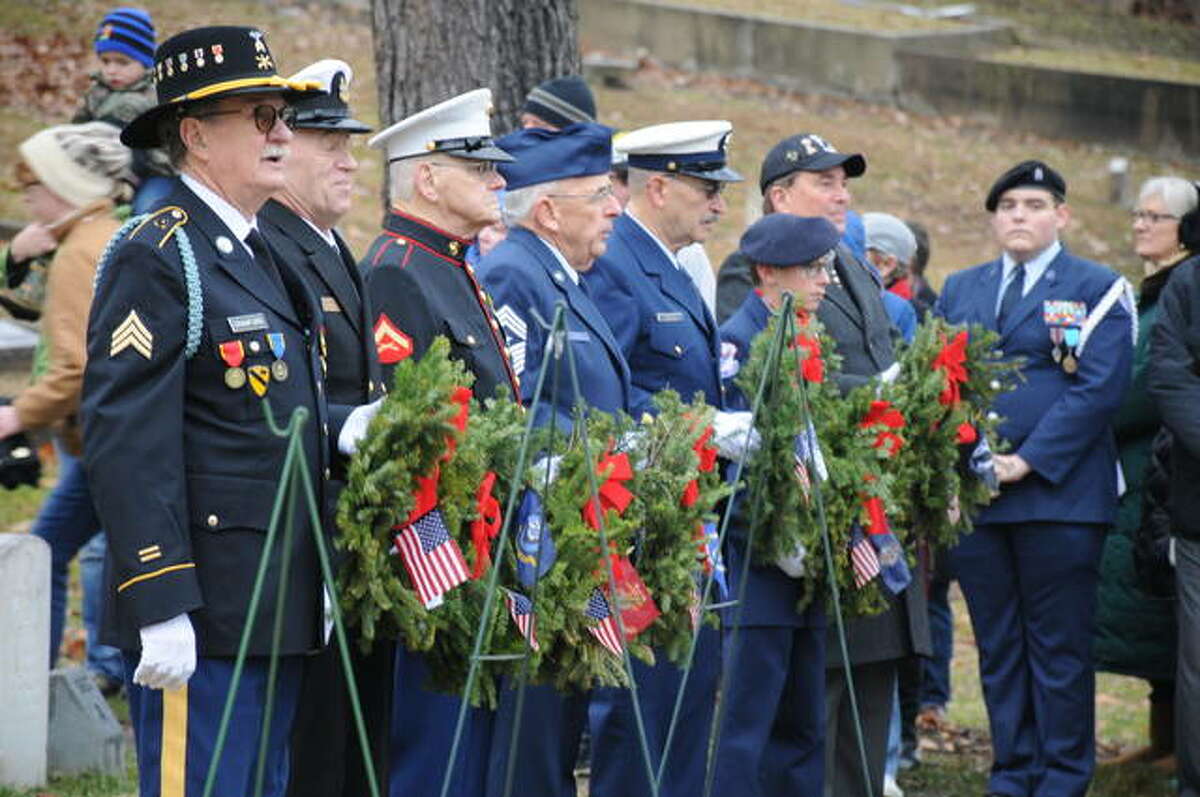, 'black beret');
985,159,1066,211
739,214,840,267
759,133,866,192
